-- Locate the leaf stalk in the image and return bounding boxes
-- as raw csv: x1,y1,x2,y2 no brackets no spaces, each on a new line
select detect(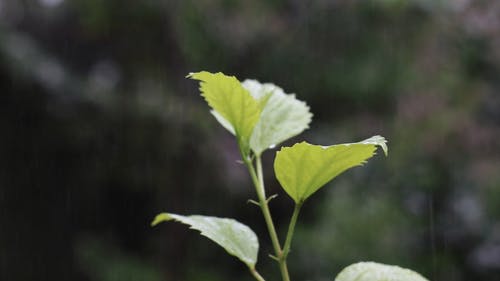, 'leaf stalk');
249,266,266,281
283,202,302,259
